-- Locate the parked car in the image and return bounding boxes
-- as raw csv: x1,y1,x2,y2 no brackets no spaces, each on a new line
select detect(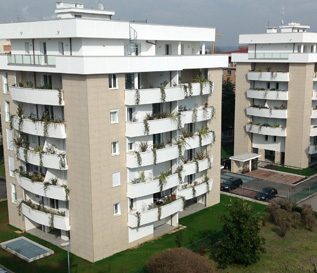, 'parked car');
255,187,278,201
221,158,231,170
220,178,243,192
